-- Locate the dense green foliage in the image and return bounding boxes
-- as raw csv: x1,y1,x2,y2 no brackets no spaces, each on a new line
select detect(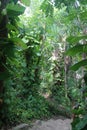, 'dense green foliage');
0,0,87,130
65,1,87,129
